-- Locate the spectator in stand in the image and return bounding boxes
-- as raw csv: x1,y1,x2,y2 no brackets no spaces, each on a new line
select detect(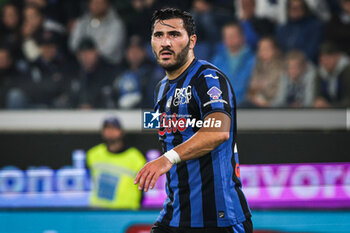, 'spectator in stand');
23,30,76,108
191,0,229,45
236,0,275,51
21,4,44,61
273,50,317,108
324,0,350,56
212,22,255,105
24,0,70,26
0,3,22,59
0,46,24,108
314,42,350,108
21,3,65,62
69,0,126,64
237,0,331,25
7,30,75,109
244,37,284,108
276,0,323,62
69,38,118,109
125,0,153,40
115,36,163,109
87,116,146,209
